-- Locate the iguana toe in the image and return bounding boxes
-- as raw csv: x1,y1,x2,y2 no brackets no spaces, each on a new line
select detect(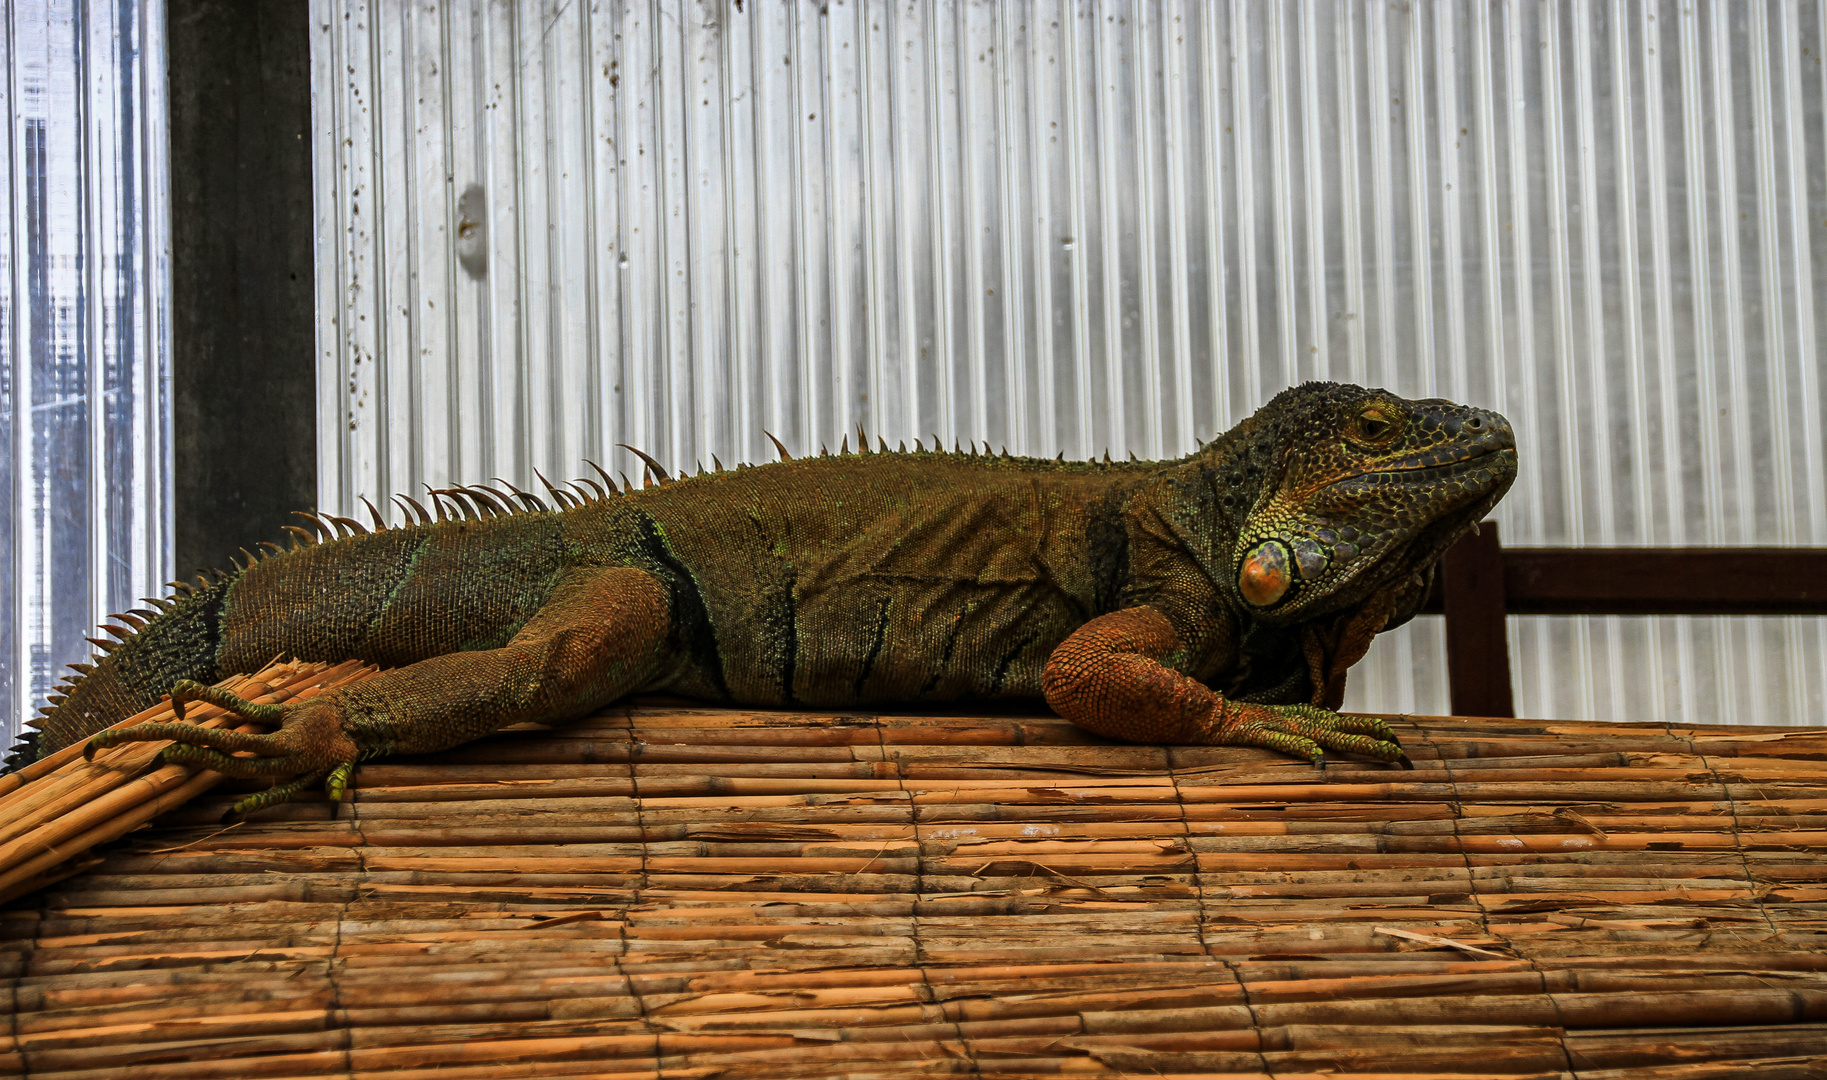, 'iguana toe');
225,767,334,818
325,761,357,802
83,686,370,813
158,741,301,777
1215,702,1409,768
167,679,287,726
